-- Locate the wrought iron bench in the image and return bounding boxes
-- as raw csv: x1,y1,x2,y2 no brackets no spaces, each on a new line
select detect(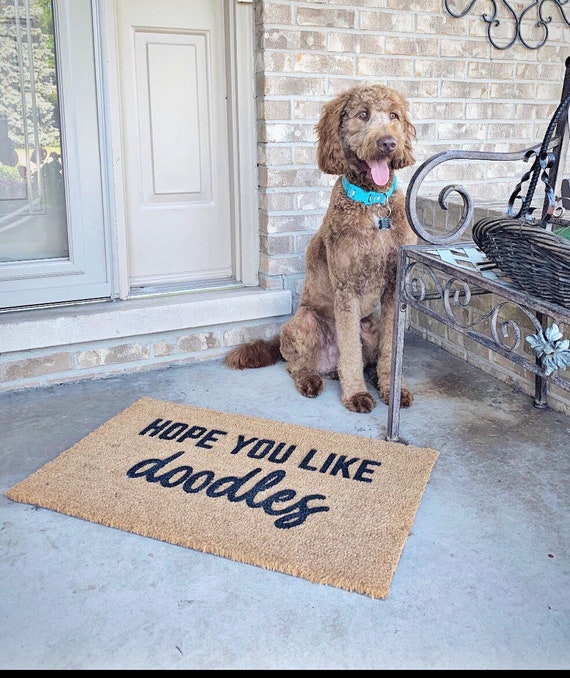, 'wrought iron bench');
386,56,570,443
